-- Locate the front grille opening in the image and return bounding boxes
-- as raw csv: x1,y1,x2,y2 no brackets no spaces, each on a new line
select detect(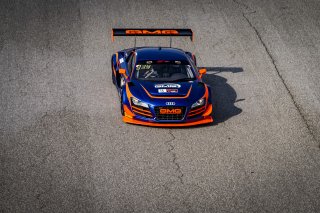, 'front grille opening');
132,105,153,118
188,105,206,118
154,106,186,121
